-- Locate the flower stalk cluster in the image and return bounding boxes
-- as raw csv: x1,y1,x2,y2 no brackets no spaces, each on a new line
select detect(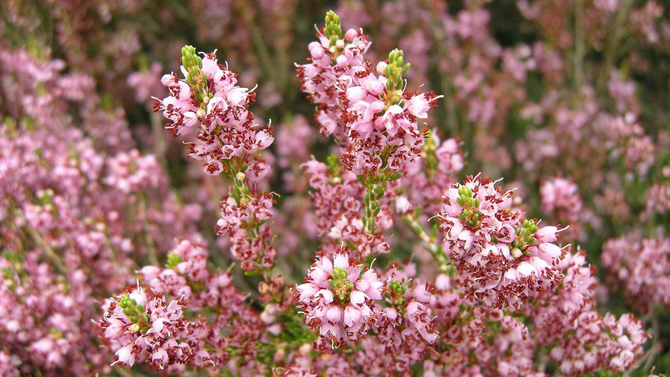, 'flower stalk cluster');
0,4,661,376
156,47,277,276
